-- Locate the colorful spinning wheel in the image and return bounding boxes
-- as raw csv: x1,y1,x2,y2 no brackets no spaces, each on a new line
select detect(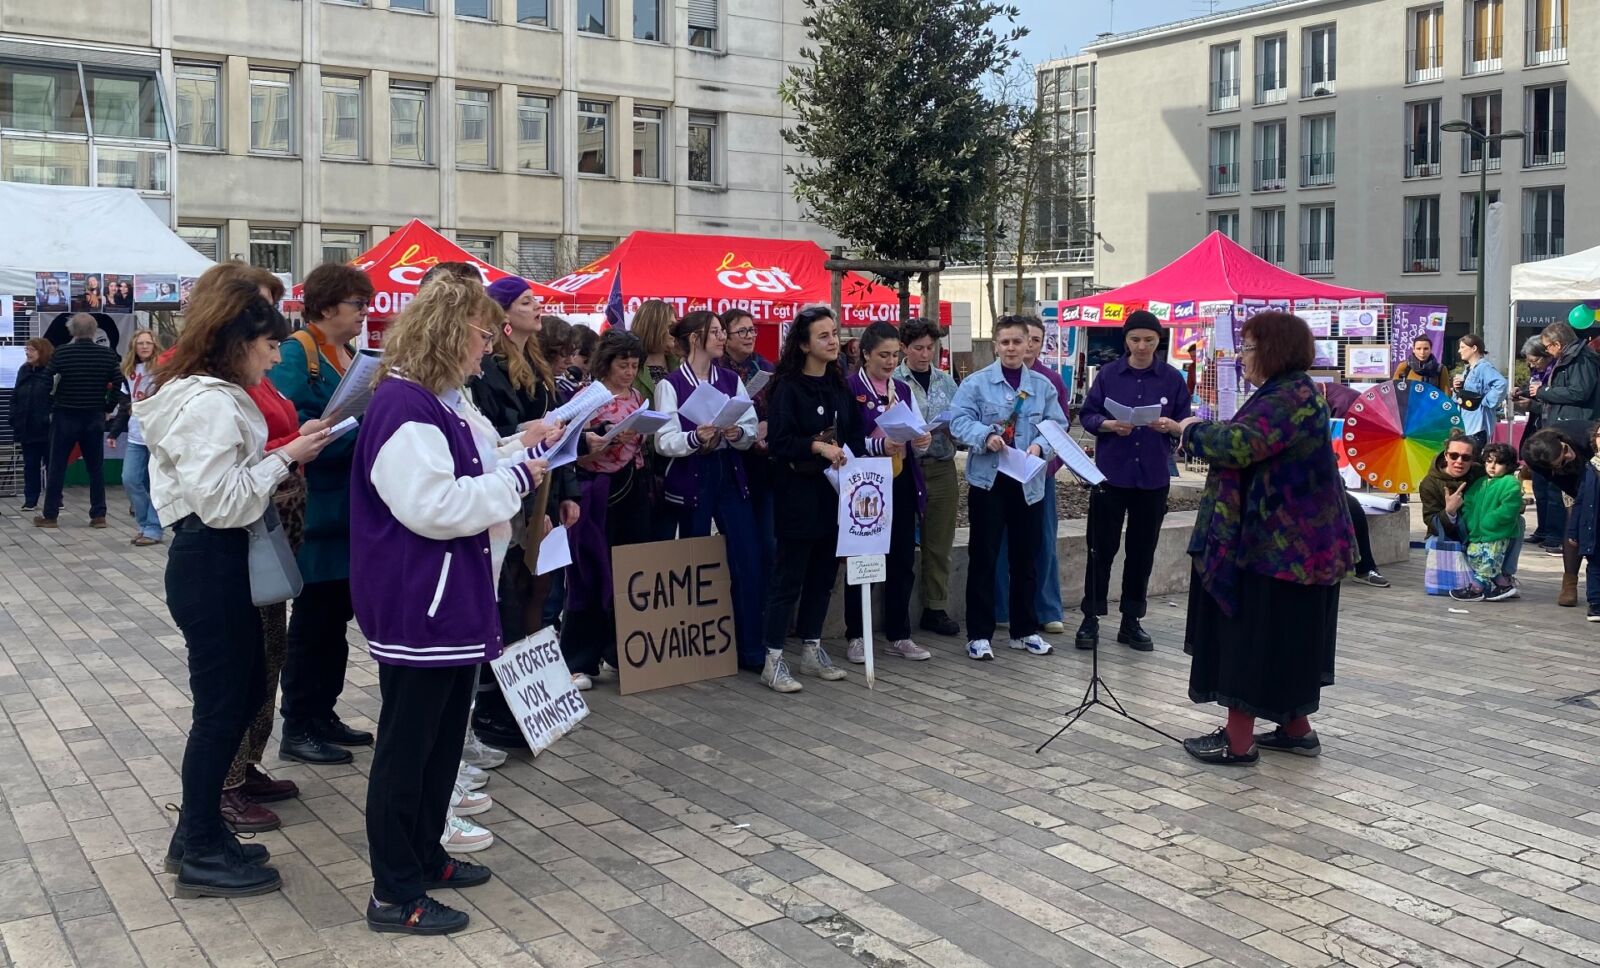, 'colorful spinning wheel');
1342,381,1463,493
